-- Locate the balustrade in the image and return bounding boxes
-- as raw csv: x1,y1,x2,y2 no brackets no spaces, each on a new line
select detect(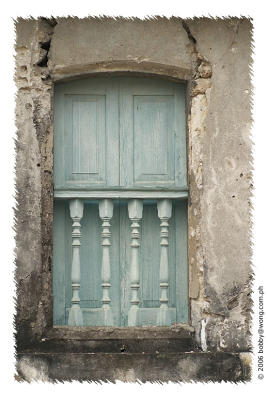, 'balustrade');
99,199,114,326
66,196,175,326
127,199,143,326
157,199,172,326
68,199,84,326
